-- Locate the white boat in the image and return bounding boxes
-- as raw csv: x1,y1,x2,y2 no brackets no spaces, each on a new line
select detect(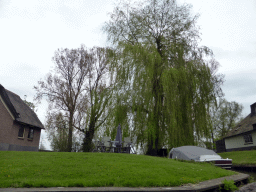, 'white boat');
168,146,232,169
